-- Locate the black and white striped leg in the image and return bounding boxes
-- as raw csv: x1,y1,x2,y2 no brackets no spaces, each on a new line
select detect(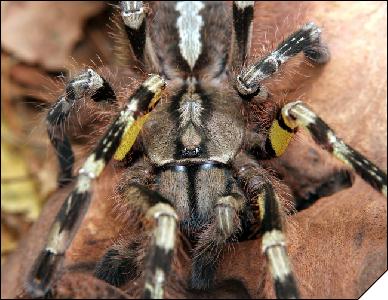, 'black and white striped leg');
236,22,330,97
95,182,178,299
120,1,148,62
230,1,255,69
281,101,387,197
233,154,299,299
259,184,299,299
190,194,243,290
143,201,178,299
47,68,116,187
26,75,166,298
